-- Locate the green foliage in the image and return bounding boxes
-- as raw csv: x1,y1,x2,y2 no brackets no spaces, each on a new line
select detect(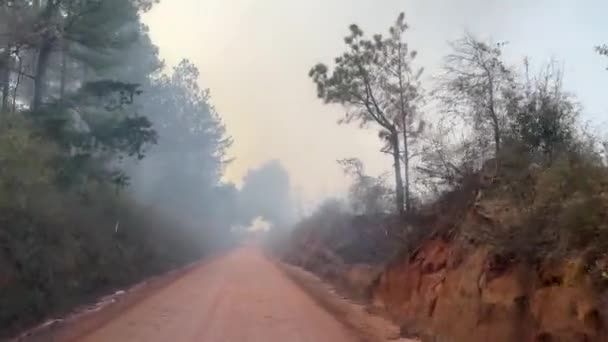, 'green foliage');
0,116,57,208
65,0,143,71
535,152,608,253
429,39,607,272
0,117,206,337
28,79,157,189
0,1,237,338
469,142,608,266
506,62,578,161
309,13,424,214
309,14,421,131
